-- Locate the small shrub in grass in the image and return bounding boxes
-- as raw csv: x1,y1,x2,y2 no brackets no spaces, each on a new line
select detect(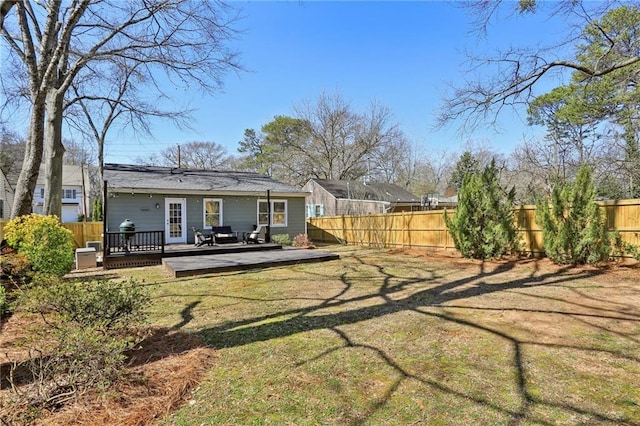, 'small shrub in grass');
611,232,640,261
7,277,151,411
3,214,74,277
293,233,315,248
271,233,292,245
